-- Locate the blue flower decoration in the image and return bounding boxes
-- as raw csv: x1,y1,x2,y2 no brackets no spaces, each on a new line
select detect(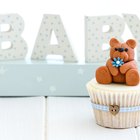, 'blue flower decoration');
112,57,124,67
